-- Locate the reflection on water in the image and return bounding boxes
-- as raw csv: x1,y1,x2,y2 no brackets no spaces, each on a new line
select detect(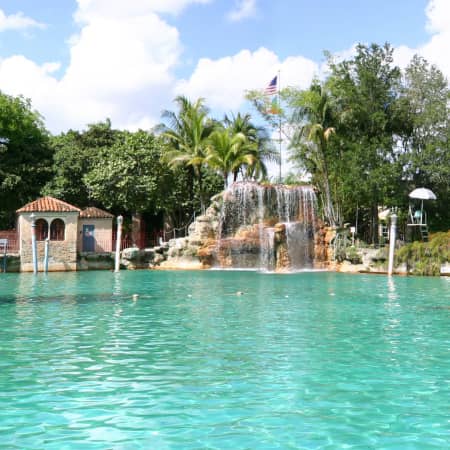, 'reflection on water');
0,270,449,449
387,277,399,302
